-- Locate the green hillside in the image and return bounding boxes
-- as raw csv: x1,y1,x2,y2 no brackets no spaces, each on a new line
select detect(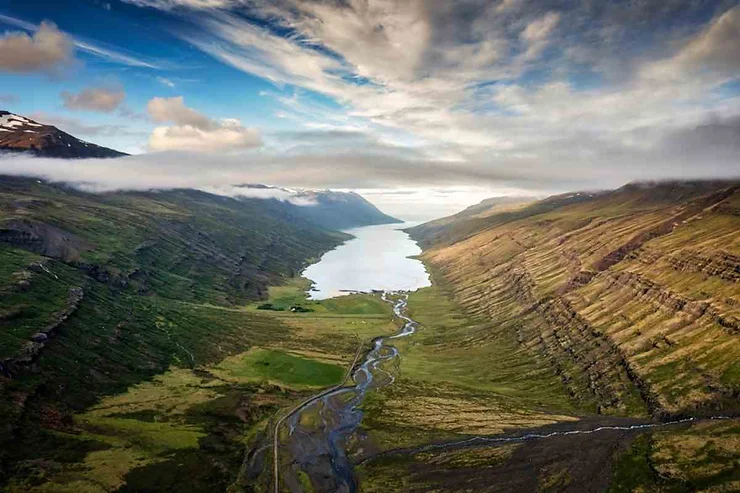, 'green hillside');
0,175,354,489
